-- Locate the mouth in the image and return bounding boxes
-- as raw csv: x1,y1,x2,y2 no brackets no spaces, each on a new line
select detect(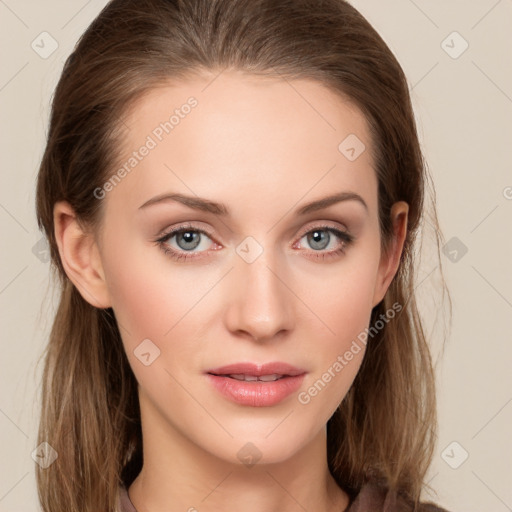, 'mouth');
212,373,288,382
206,361,306,378
205,362,307,407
